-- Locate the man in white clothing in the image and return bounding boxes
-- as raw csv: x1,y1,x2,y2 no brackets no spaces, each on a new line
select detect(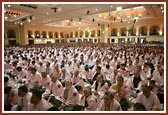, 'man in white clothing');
84,86,99,111
136,85,161,111
96,91,122,111
28,86,52,111
11,85,32,111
